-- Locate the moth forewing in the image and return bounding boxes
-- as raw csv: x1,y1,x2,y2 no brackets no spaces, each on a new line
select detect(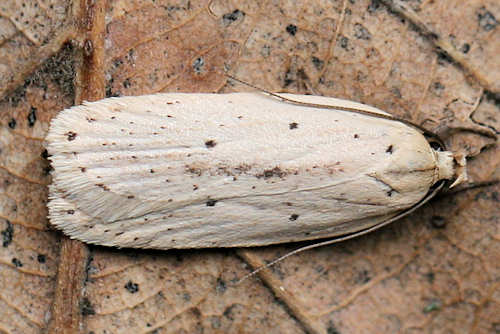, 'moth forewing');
46,93,465,249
